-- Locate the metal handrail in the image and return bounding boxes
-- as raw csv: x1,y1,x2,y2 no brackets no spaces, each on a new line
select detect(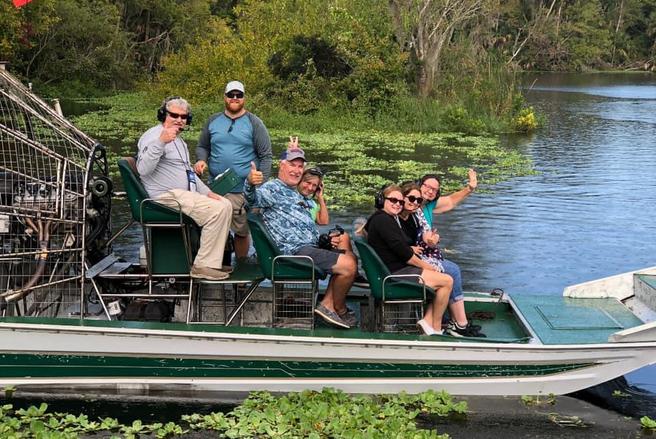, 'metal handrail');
381,273,427,302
